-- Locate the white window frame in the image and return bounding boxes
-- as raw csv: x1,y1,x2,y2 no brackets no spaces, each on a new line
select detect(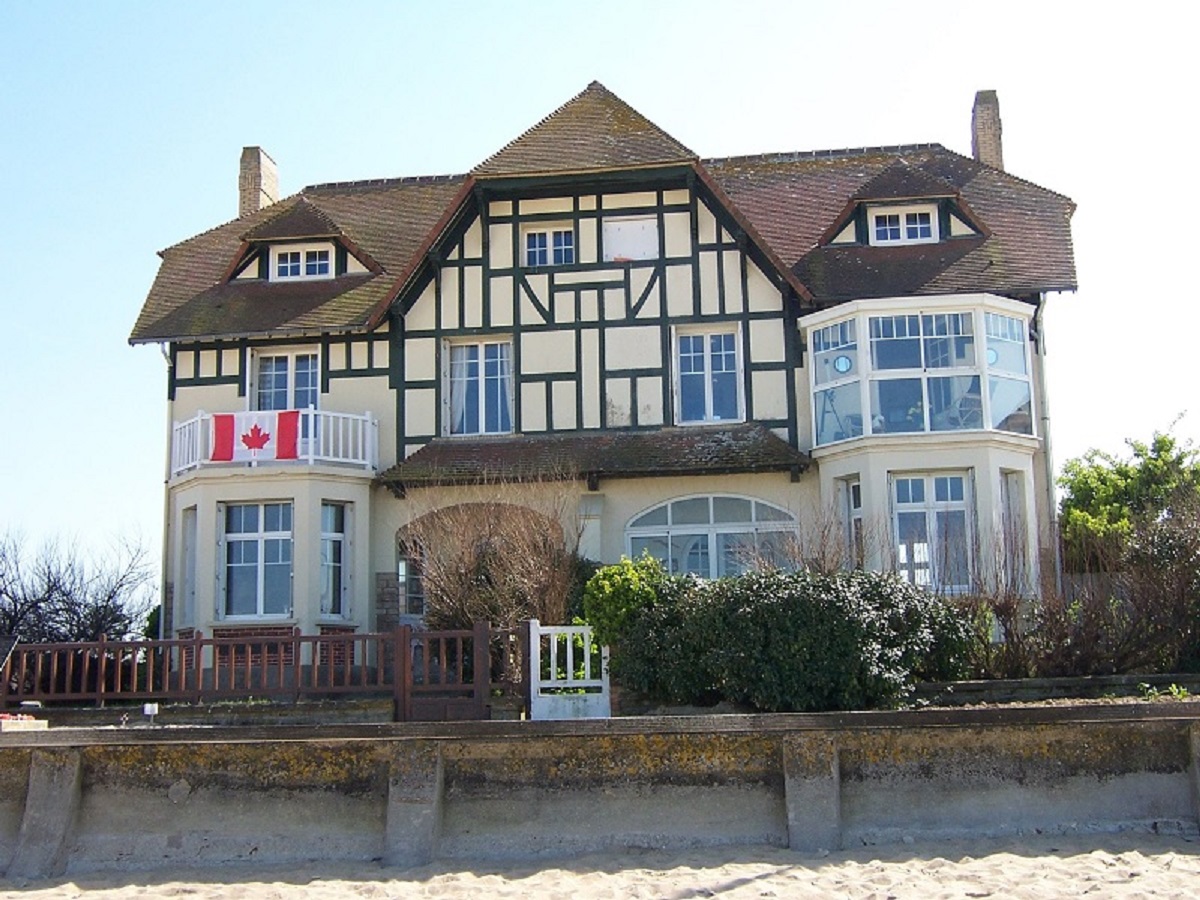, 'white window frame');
841,477,864,570
867,204,940,246
522,225,575,267
673,325,745,425
219,501,293,619
625,494,797,578
270,242,336,281
319,502,350,619
443,338,514,436
890,472,973,594
251,349,320,414
602,215,659,262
